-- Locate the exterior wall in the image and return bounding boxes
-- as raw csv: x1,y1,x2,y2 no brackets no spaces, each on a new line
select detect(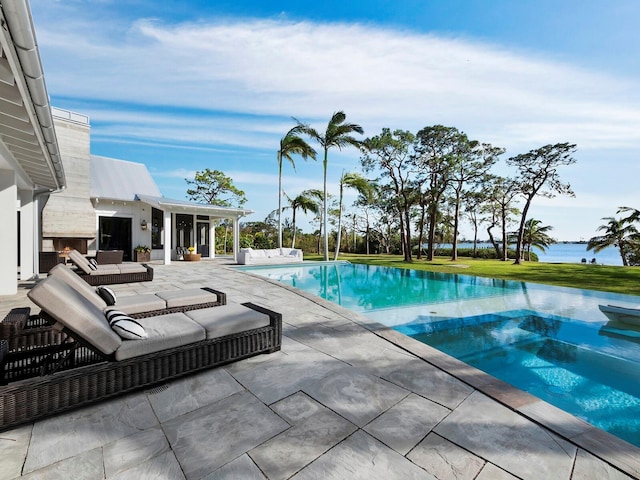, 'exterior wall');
93,201,151,258
41,116,95,240
0,170,18,294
